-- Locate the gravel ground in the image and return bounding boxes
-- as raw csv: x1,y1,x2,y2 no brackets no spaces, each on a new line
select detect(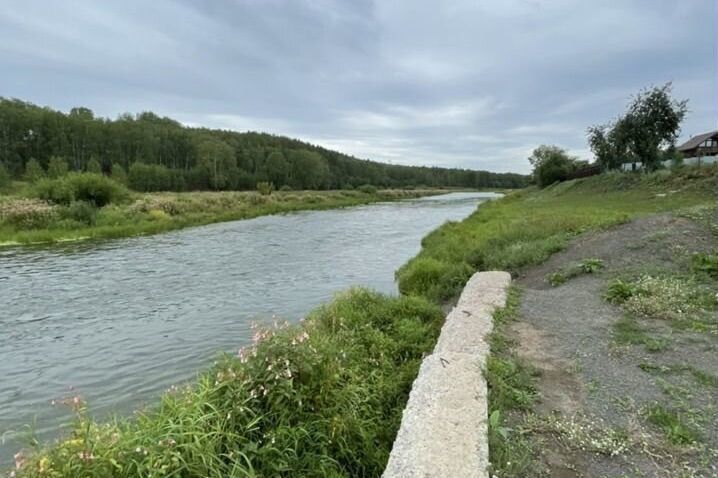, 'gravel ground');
511,214,718,477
